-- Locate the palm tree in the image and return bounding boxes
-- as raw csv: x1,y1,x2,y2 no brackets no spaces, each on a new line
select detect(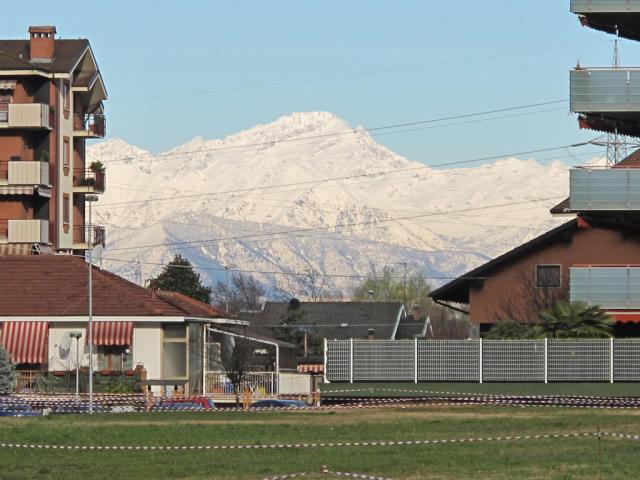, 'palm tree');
537,301,613,338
